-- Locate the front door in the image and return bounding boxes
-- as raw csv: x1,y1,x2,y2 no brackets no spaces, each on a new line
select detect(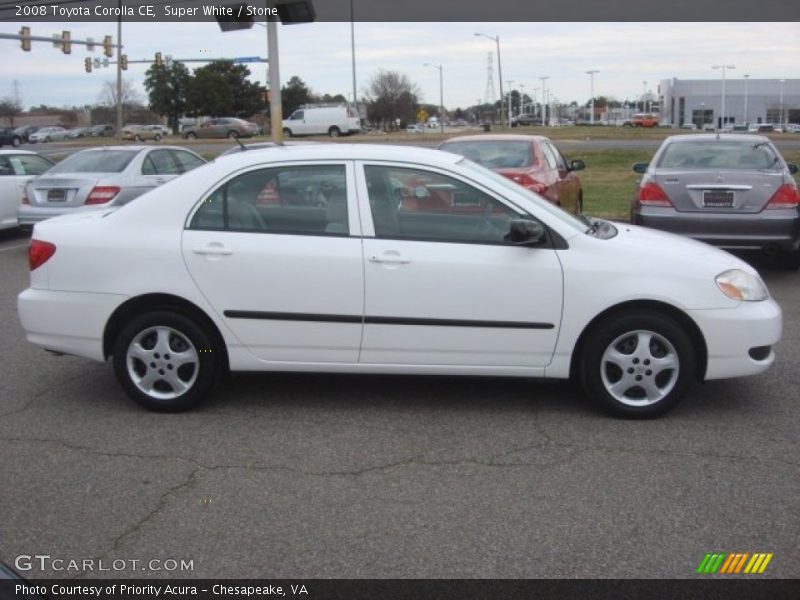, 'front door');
356,162,564,369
